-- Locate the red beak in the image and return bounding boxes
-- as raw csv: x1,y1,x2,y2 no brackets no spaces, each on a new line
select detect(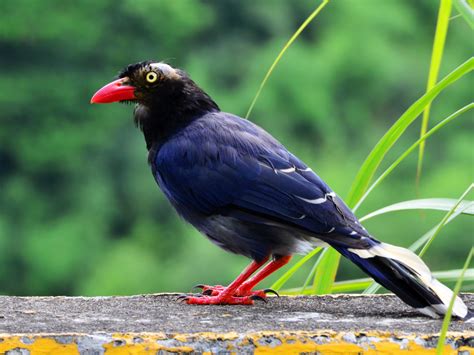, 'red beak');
90,78,136,104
